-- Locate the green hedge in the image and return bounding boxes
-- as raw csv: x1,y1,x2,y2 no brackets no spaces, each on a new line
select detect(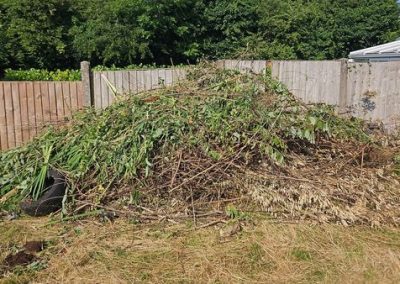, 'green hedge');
3,68,81,81
92,63,187,71
2,64,187,81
